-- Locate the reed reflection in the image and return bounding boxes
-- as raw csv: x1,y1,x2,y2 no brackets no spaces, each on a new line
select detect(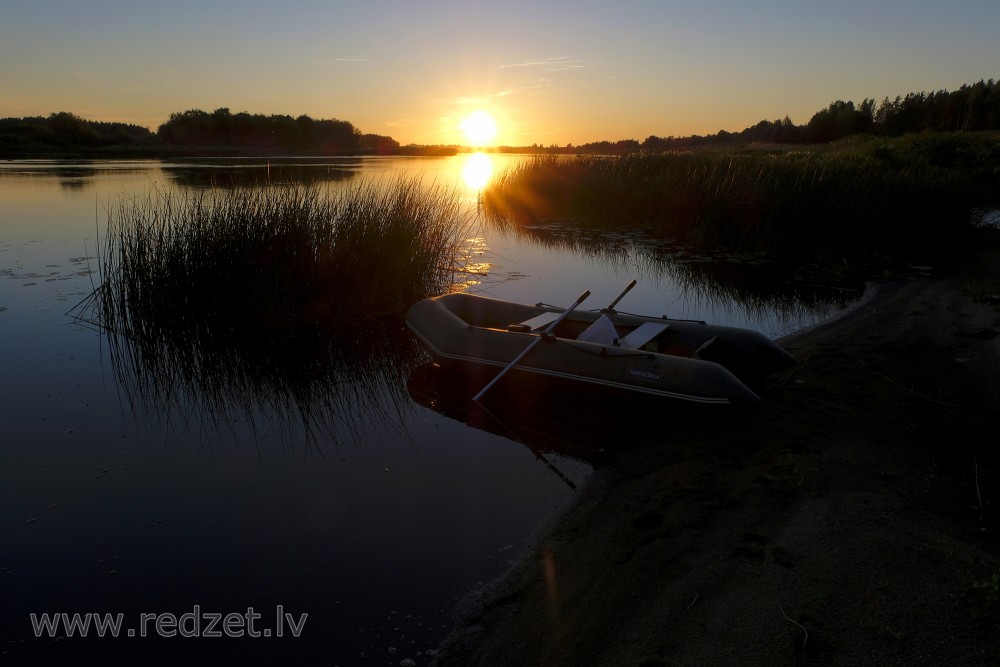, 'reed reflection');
76,301,424,447
161,157,363,189
485,217,865,327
